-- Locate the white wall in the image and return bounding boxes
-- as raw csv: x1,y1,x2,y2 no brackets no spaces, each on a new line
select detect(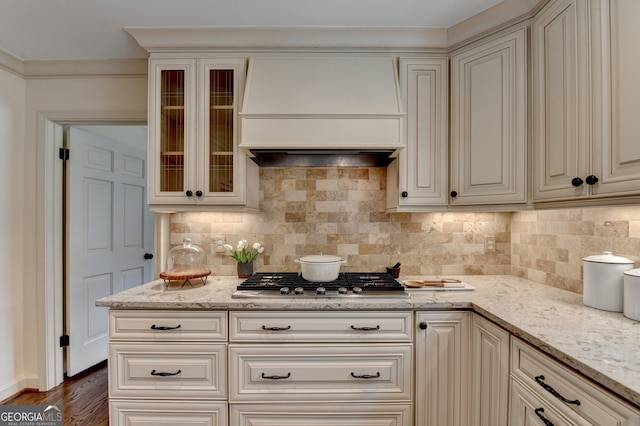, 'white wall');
0,67,26,399
20,75,148,391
